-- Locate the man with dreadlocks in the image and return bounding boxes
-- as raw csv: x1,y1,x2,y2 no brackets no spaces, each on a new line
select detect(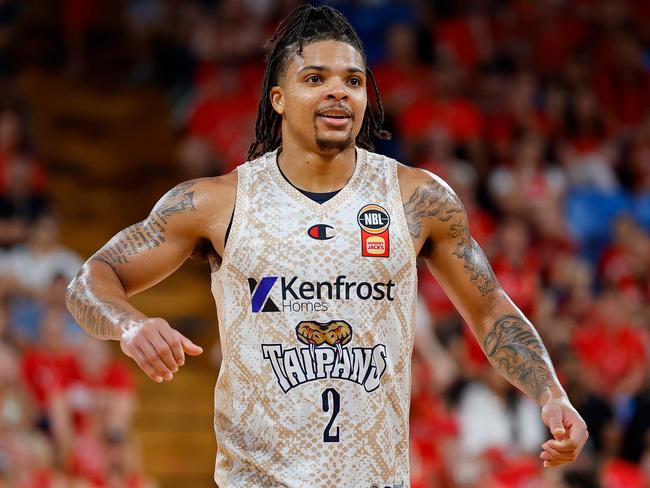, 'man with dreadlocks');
66,5,588,487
